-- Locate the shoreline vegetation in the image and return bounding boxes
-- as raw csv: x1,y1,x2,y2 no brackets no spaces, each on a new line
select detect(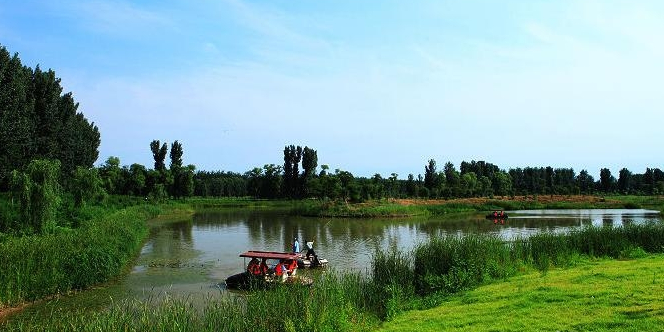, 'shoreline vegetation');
2,214,663,331
288,195,664,218
377,254,664,332
1,195,663,331
0,205,154,310
0,202,193,316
